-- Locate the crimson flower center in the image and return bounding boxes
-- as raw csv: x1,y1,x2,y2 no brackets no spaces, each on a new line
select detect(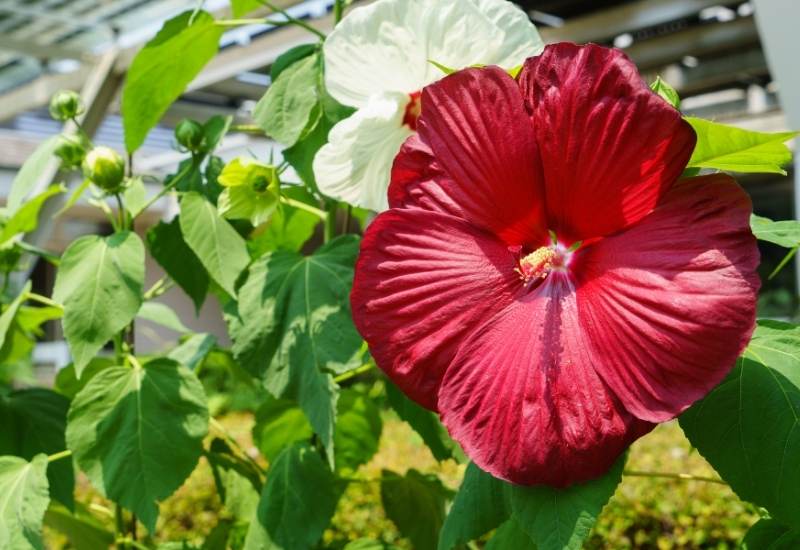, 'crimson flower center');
403,91,422,130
